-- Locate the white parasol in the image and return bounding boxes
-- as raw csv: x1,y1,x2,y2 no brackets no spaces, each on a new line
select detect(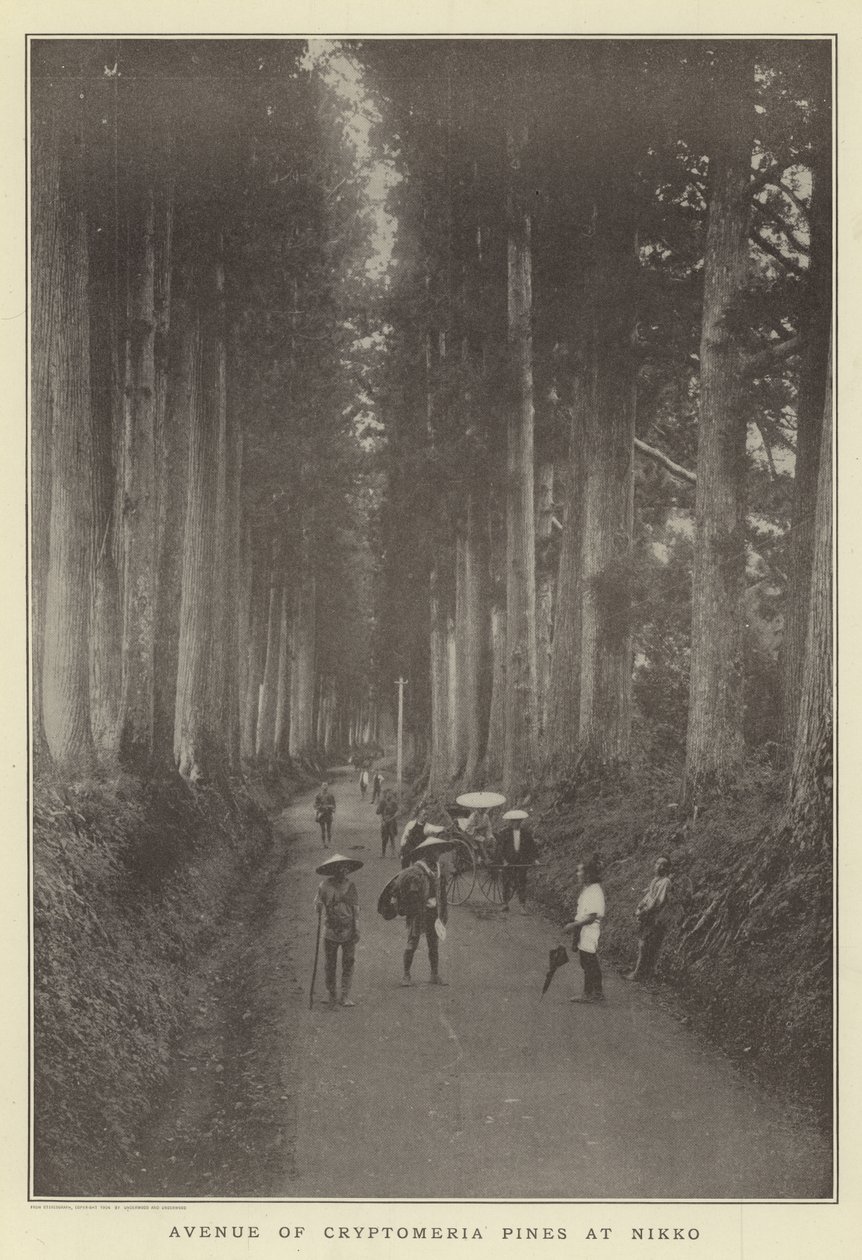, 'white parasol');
456,791,506,810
